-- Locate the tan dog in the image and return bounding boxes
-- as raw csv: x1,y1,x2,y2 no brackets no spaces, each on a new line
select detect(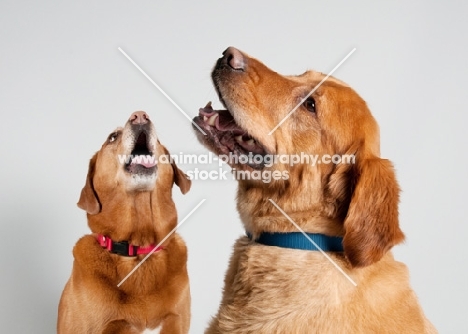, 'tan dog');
193,47,437,333
58,111,191,334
